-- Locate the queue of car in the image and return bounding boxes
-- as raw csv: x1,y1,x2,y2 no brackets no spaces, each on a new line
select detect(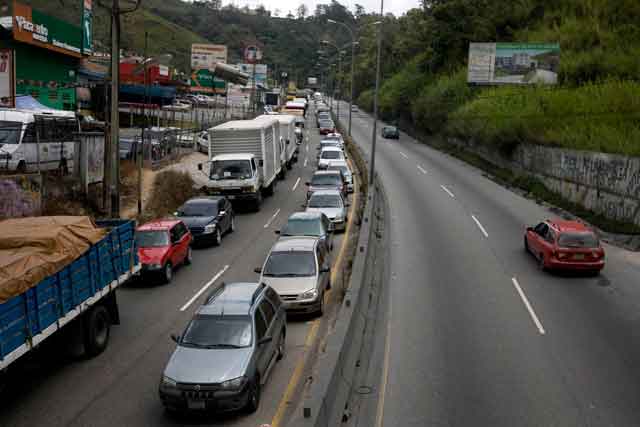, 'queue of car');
132,96,357,416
